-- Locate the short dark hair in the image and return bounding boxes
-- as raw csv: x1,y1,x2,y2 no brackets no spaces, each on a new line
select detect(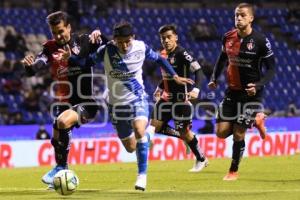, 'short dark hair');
236,3,255,16
46,11,70,26
113,21,134,37
158,24,177,35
